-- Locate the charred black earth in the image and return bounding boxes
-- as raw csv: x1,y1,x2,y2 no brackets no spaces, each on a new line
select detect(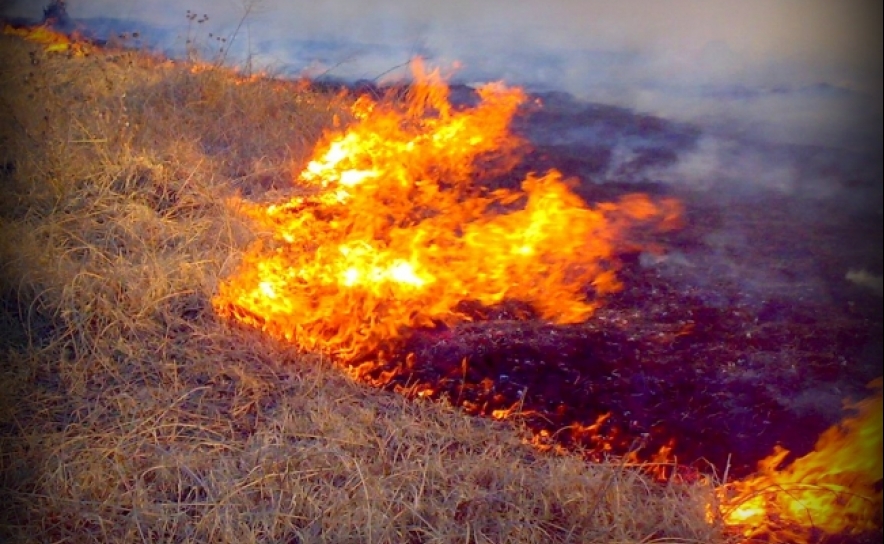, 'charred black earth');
343,89,884,480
